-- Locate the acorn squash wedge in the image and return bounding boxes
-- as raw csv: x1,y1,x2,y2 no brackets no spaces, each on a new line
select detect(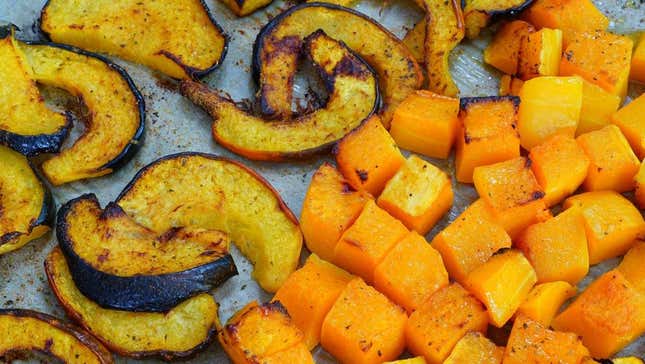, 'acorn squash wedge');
115,153,302,293
0,145,53,256
0,309,113,364
18,41,145,185
57,194,237,312
182,30,378,160
44,248,220,360
462,0,534,39
252,2,422,125
39,0,227,79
